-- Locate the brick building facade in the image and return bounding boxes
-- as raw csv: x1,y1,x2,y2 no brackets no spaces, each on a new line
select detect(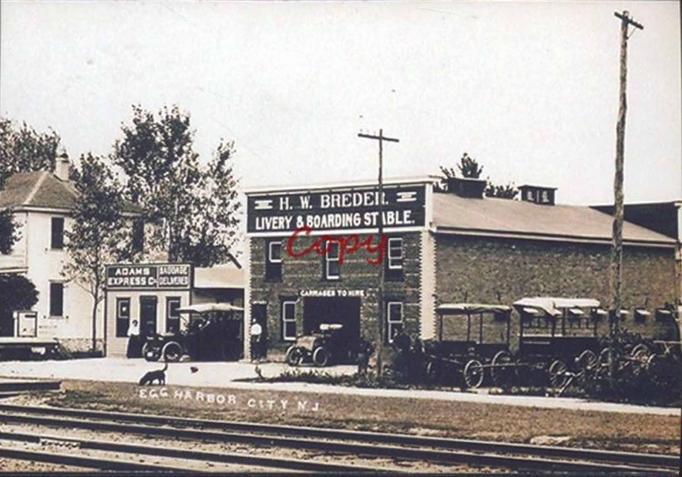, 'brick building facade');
244,177,678,361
